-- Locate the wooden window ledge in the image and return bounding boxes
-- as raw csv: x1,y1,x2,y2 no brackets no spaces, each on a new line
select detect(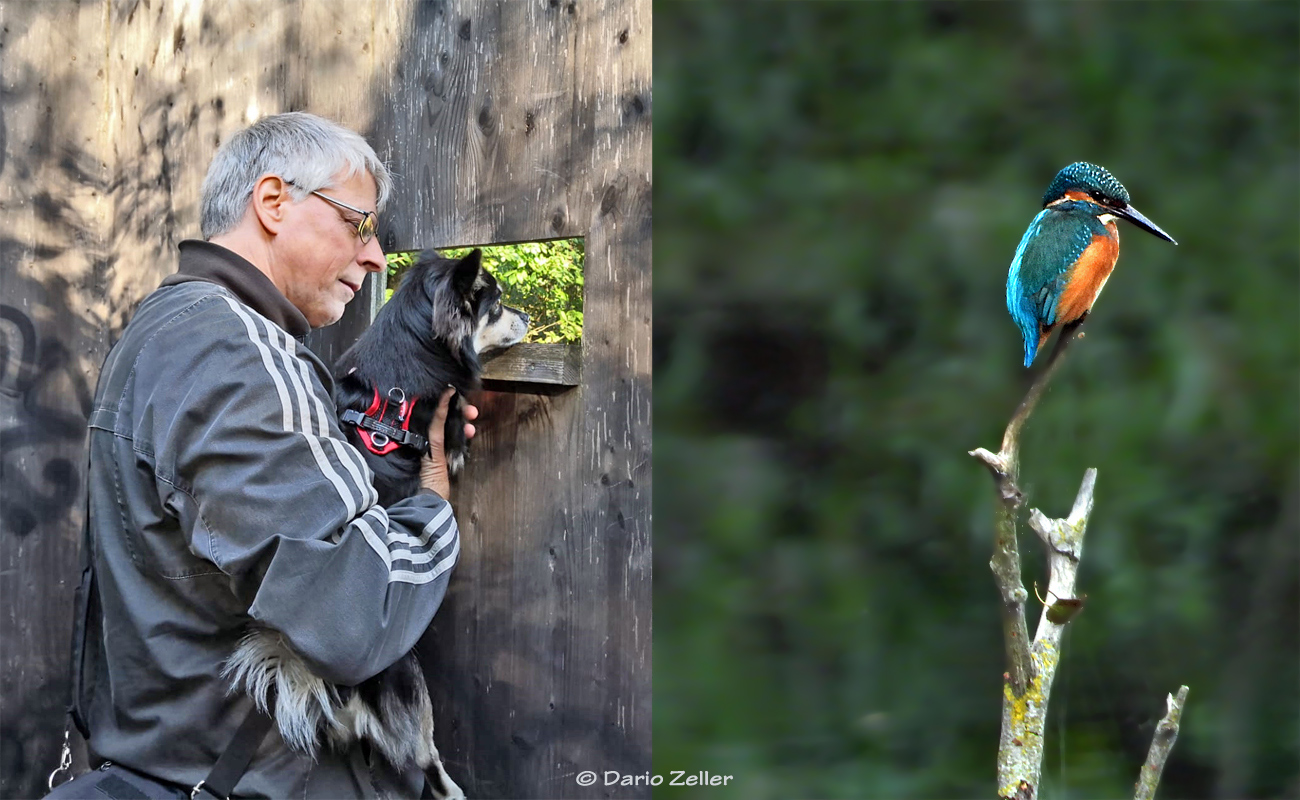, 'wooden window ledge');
480,342,581,386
